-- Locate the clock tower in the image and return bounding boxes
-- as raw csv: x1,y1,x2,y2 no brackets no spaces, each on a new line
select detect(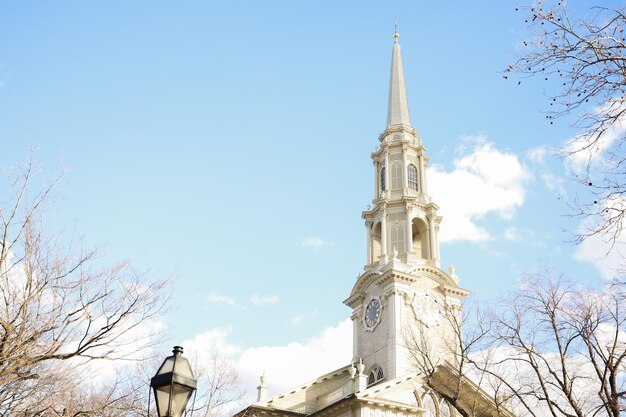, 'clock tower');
343,32,469,385
235,30,514,417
